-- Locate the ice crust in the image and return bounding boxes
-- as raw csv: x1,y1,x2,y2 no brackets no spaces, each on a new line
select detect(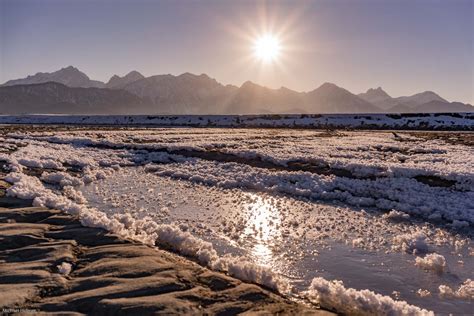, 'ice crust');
3,167,288,293
1,128,470,314
415,253,446,273
439,279,474,300
11,130,470,224
152,160,474,224
307,277,434,316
